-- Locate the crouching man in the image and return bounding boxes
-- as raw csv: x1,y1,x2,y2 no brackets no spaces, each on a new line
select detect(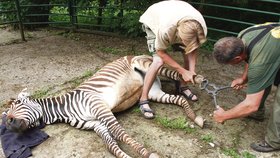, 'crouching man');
212,22,280,152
